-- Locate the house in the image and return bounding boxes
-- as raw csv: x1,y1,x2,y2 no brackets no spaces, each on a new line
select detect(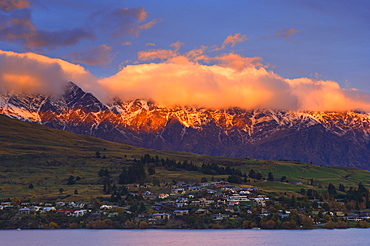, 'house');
158,193,169,199
228,200,240,206
212,213,229,221
19,207,30,215
108,212,119,218
171,188,186,195
175,202,188,208
173,210,189,216
151,204,162,211
151,213,171,220
56,202,66,207
100,205,113,210
201,200,214,207
56,209,73,215
42,207,56,212
73,209,87,217
195,209,209,215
